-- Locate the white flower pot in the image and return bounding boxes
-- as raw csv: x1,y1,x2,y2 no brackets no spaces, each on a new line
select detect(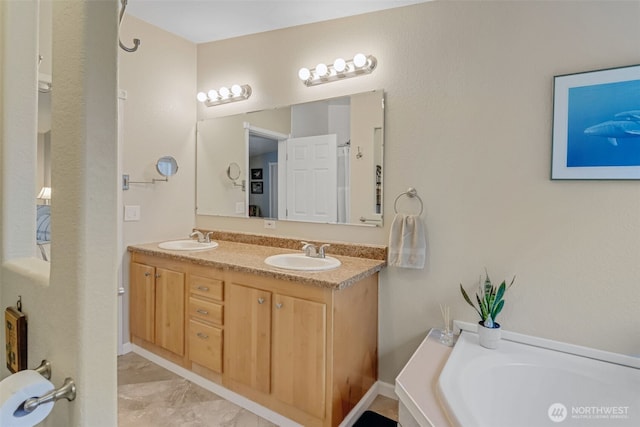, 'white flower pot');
477,321,501,349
